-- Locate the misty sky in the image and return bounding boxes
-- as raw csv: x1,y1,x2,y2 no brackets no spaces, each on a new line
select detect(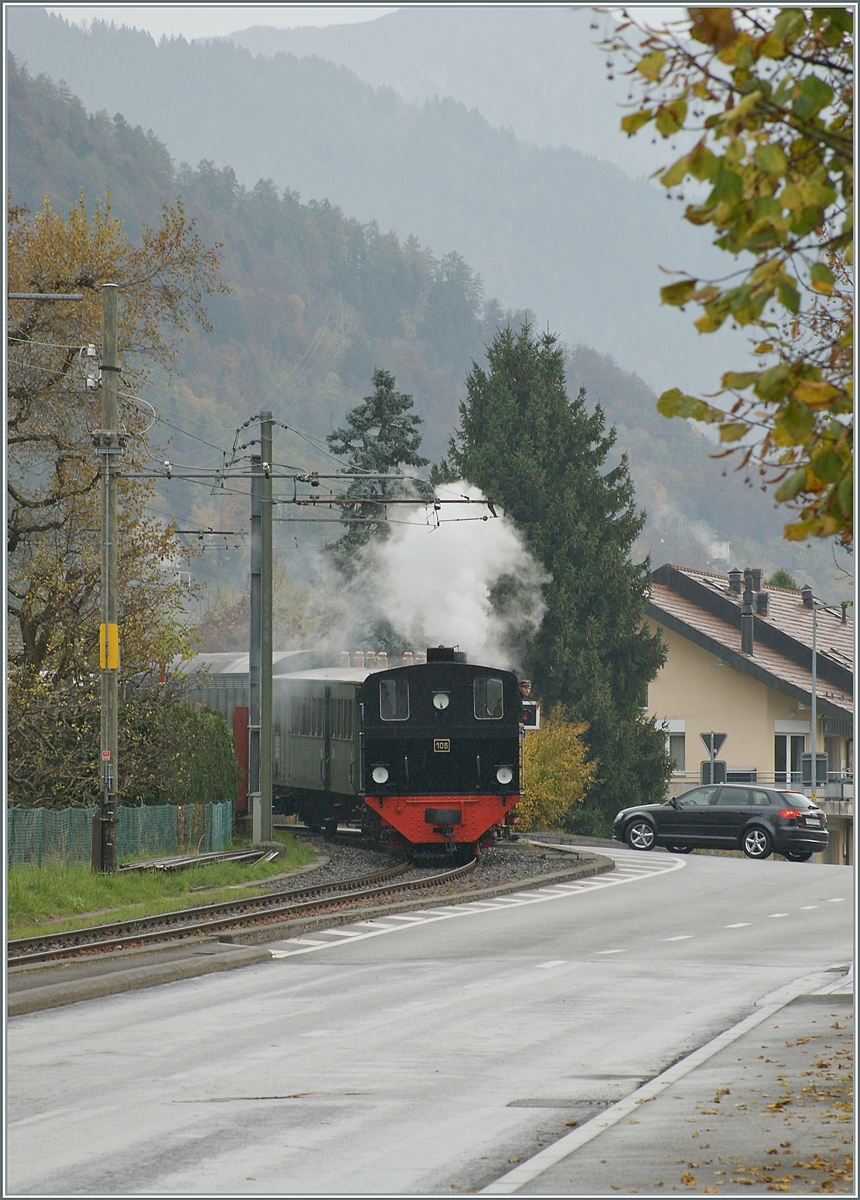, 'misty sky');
43,5,400,40
43,4,684,42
